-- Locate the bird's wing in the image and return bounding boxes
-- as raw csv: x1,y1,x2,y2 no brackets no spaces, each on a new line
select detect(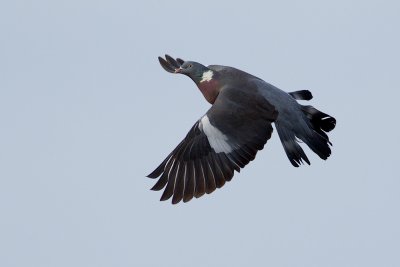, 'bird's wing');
147,86,278,204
